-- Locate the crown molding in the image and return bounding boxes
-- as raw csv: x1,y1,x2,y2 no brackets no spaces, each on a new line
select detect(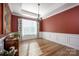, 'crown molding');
42,3,79,19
